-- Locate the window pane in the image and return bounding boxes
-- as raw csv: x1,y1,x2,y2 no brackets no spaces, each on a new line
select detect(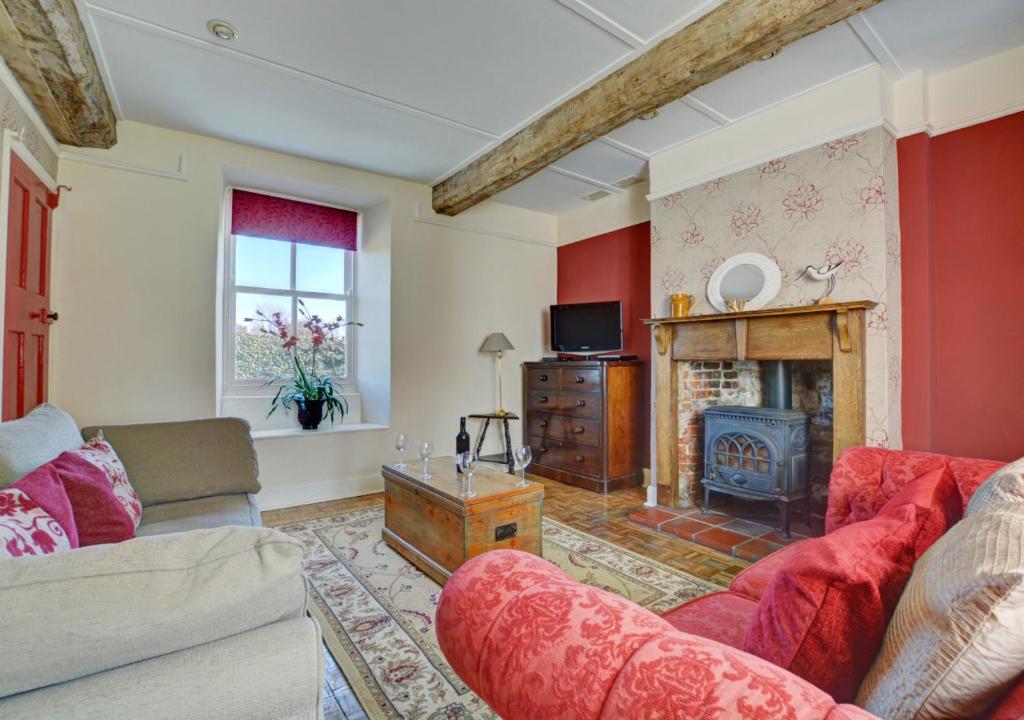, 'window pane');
296,243,346,294
297,297,349,378
234,293,293,380
235,236,291,290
